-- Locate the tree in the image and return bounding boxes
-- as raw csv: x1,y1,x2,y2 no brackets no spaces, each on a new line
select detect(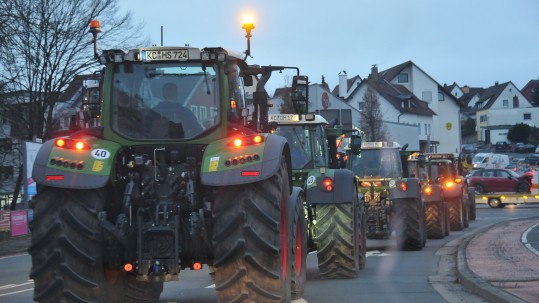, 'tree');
0,0,148,209
532,78,539,107
507,123,531,143
359,85,388,141
461,117,476,138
